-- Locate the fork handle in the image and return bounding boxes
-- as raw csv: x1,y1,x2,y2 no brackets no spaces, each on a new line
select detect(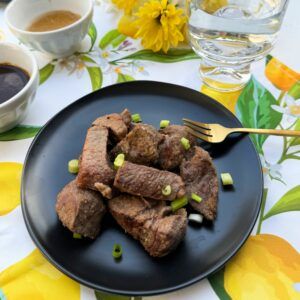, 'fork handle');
233,128,300,137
